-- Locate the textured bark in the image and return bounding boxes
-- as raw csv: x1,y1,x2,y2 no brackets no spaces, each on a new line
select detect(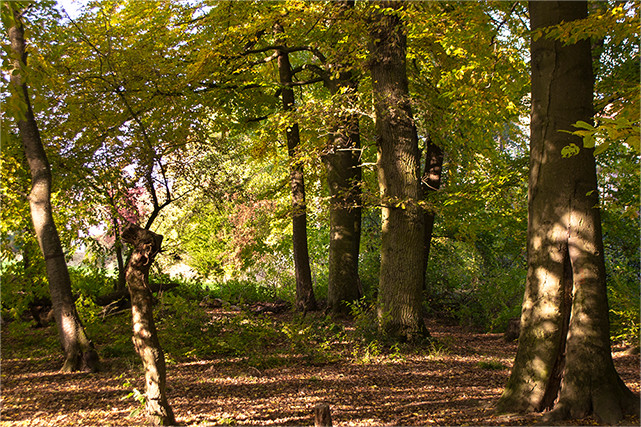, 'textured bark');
368,1,428,341
275,23,317,312
324,115,362,314
8,6,99,373
122,224,175,426
314,403,333,427
421,135,443,288
496,2,639,423
323,38,363,314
